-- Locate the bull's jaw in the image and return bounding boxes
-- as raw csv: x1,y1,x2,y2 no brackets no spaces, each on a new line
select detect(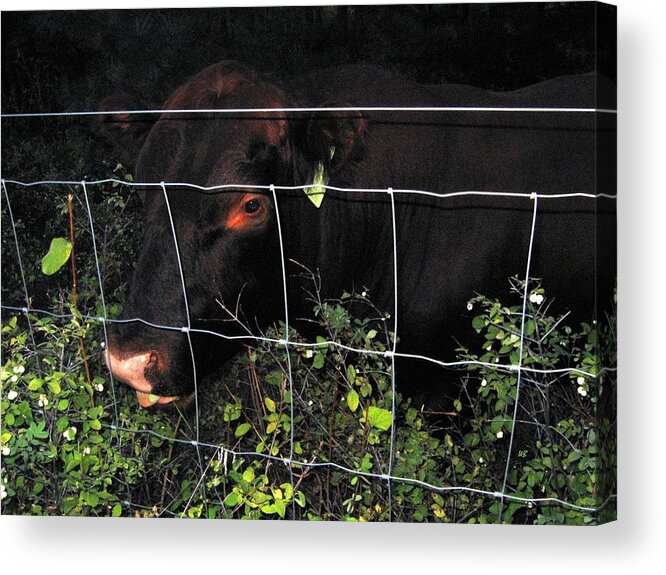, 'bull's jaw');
135,391,179,408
